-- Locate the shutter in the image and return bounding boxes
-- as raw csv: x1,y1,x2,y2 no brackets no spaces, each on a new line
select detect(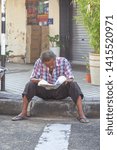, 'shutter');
71,3,93,64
